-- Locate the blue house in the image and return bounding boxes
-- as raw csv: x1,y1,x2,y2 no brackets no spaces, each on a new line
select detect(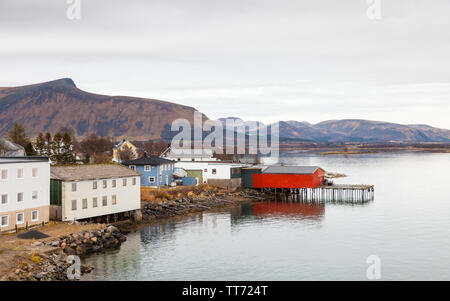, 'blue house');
122,154,175,187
